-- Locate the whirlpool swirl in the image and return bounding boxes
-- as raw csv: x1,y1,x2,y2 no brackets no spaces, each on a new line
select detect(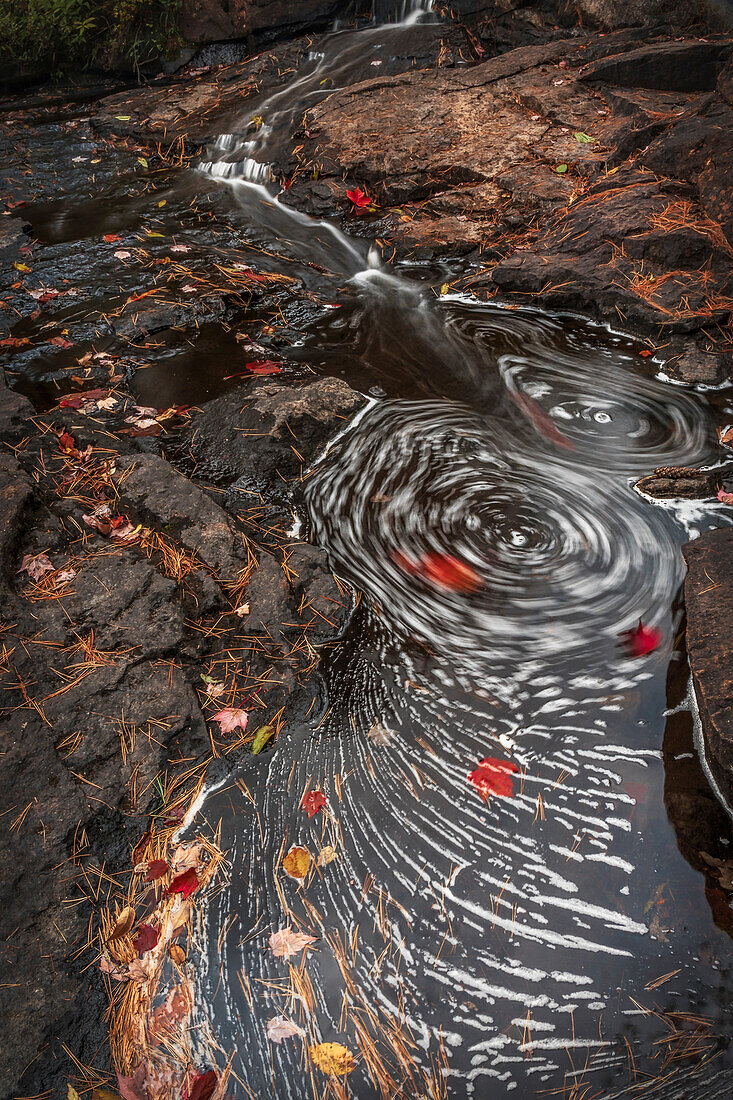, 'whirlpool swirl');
307,395,692,667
